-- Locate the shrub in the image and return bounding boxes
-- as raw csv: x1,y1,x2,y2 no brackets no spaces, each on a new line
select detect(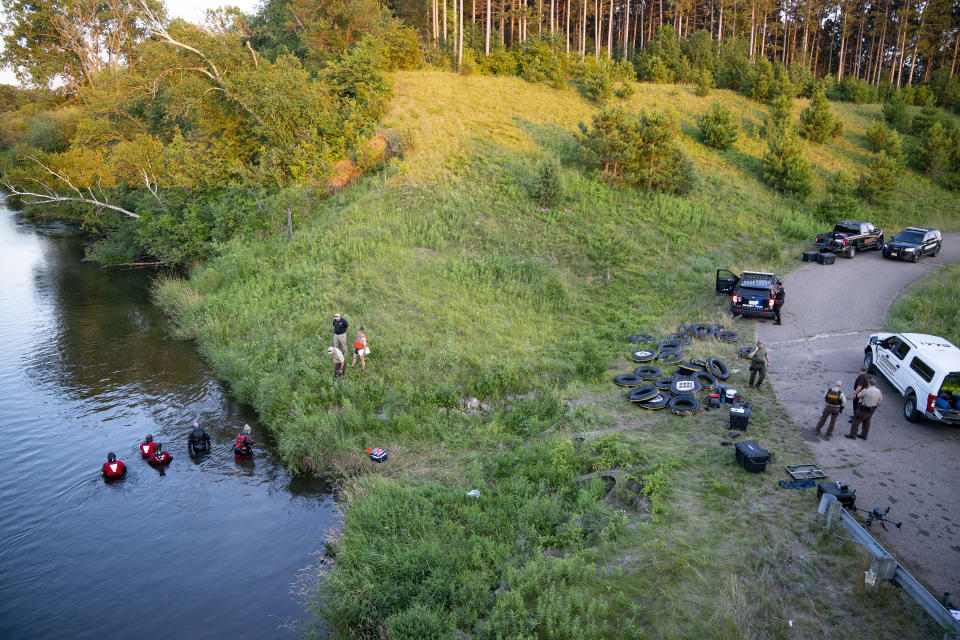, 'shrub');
762,127,811,197
614,81,635,99
645,55,672,83
378,22,423,71
694,68,714,97
882,90,910,132
799,88,841,143
767,95,793,136
838,76,877,104
716,38,751,91
788,63,816,98
770,61,796,100
22,109,78,153
916,122,951,177
530,158,563,206
699,102,739,150
858,151,897,205
815,170,859,220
